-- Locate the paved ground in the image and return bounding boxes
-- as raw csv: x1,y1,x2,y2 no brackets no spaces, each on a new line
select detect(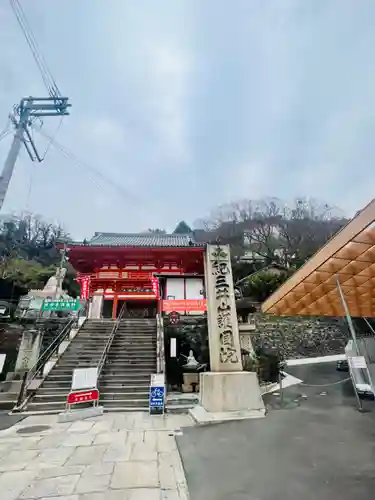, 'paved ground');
0,411,194,499
0,412,25,431
177,362,375,500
